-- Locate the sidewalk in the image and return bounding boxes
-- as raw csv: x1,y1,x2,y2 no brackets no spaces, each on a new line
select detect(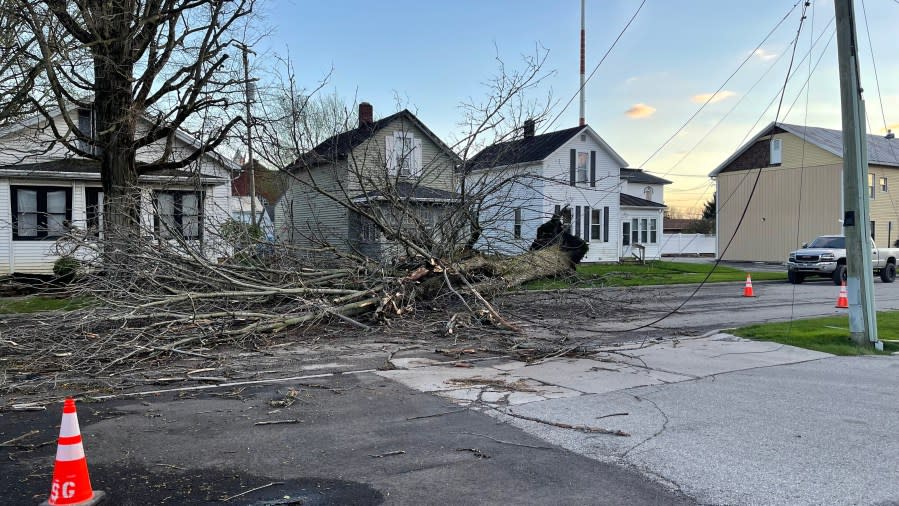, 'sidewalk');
379,335,899,505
